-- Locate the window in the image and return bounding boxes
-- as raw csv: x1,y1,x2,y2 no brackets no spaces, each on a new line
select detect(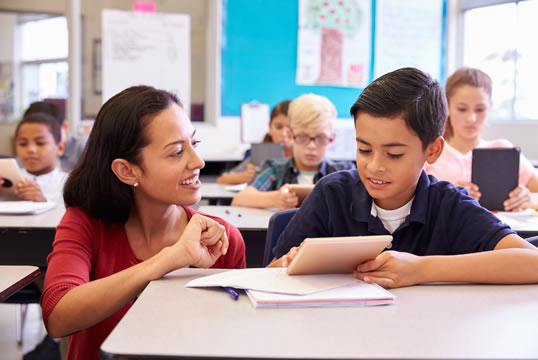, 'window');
18,15,68,113
461,0,538,121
